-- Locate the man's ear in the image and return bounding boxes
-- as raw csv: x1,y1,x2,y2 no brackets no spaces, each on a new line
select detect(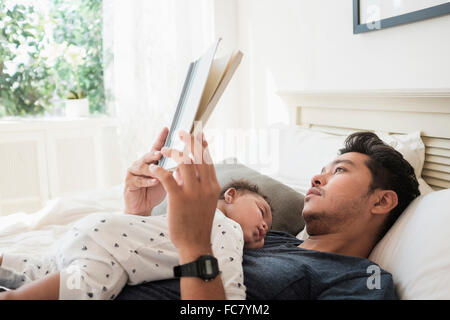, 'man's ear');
224,188,237,204
371,190,398,216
